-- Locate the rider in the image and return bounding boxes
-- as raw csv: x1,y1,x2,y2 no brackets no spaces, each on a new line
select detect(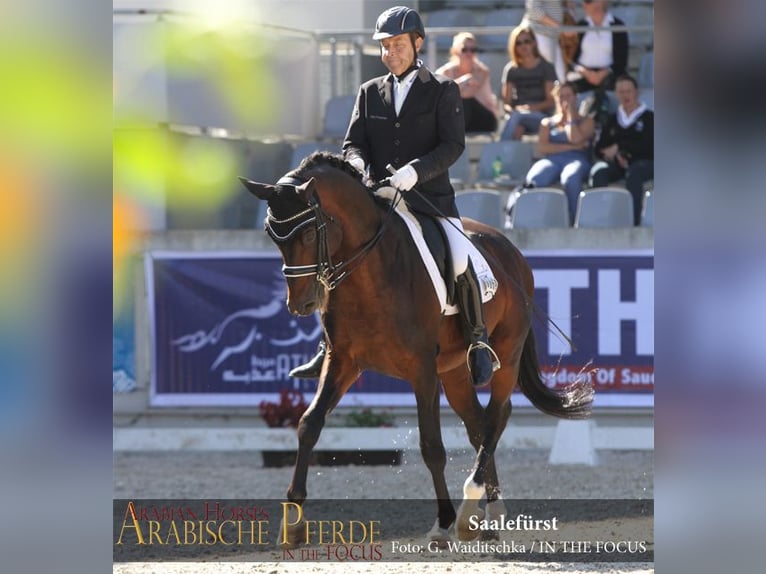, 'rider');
289,5,499,387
